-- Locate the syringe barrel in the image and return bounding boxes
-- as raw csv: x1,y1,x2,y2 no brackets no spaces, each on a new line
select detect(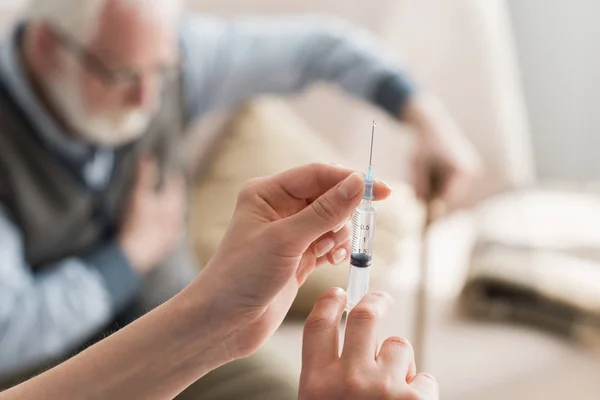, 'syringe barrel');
347,266,370,312
350,200,376,257
346,200,376,311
